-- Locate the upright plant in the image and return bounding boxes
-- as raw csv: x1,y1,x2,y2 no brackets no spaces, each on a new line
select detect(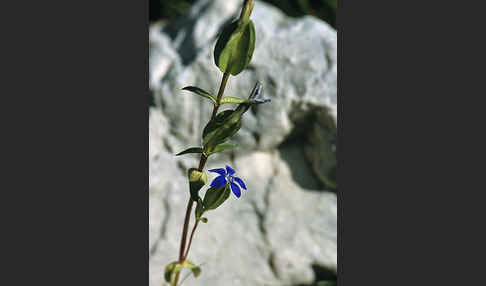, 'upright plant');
163,1,270,285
